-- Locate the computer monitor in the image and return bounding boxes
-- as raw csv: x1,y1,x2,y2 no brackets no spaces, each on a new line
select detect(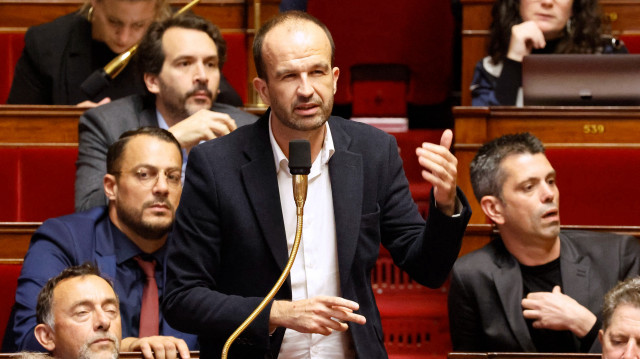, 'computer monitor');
522,54,640,106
